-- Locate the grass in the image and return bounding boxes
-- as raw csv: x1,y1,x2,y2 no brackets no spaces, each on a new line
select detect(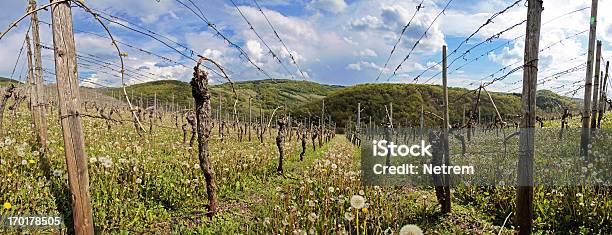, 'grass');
1,104,611,234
